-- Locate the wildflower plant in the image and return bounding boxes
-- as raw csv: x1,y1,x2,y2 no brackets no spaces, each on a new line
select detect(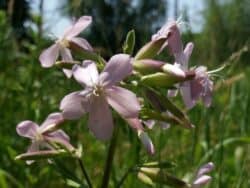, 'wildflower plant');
16,16,218,187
